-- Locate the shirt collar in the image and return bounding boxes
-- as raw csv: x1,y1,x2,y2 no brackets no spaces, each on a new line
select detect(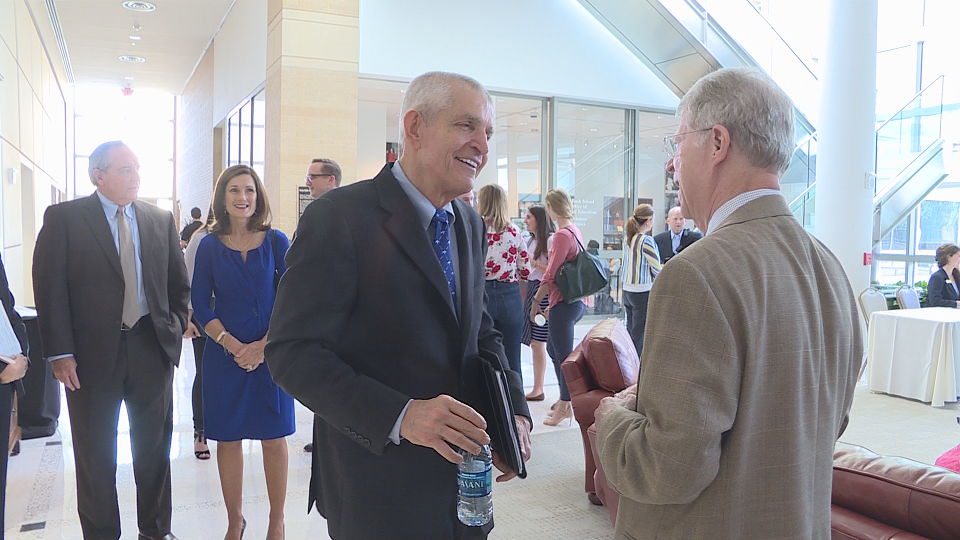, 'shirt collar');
390,161,456,231
96,190,132,219
705,189,781,235
671,230,682,241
